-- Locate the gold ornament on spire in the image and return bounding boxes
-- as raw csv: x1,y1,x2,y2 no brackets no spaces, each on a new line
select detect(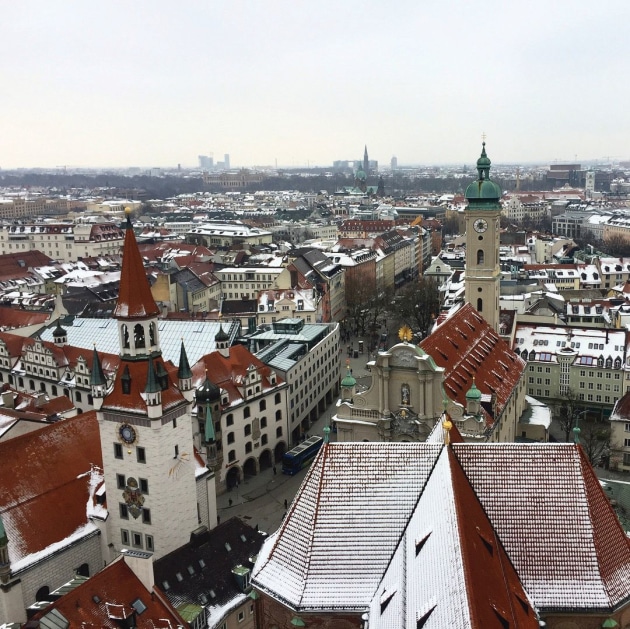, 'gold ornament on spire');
398,325,413,343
